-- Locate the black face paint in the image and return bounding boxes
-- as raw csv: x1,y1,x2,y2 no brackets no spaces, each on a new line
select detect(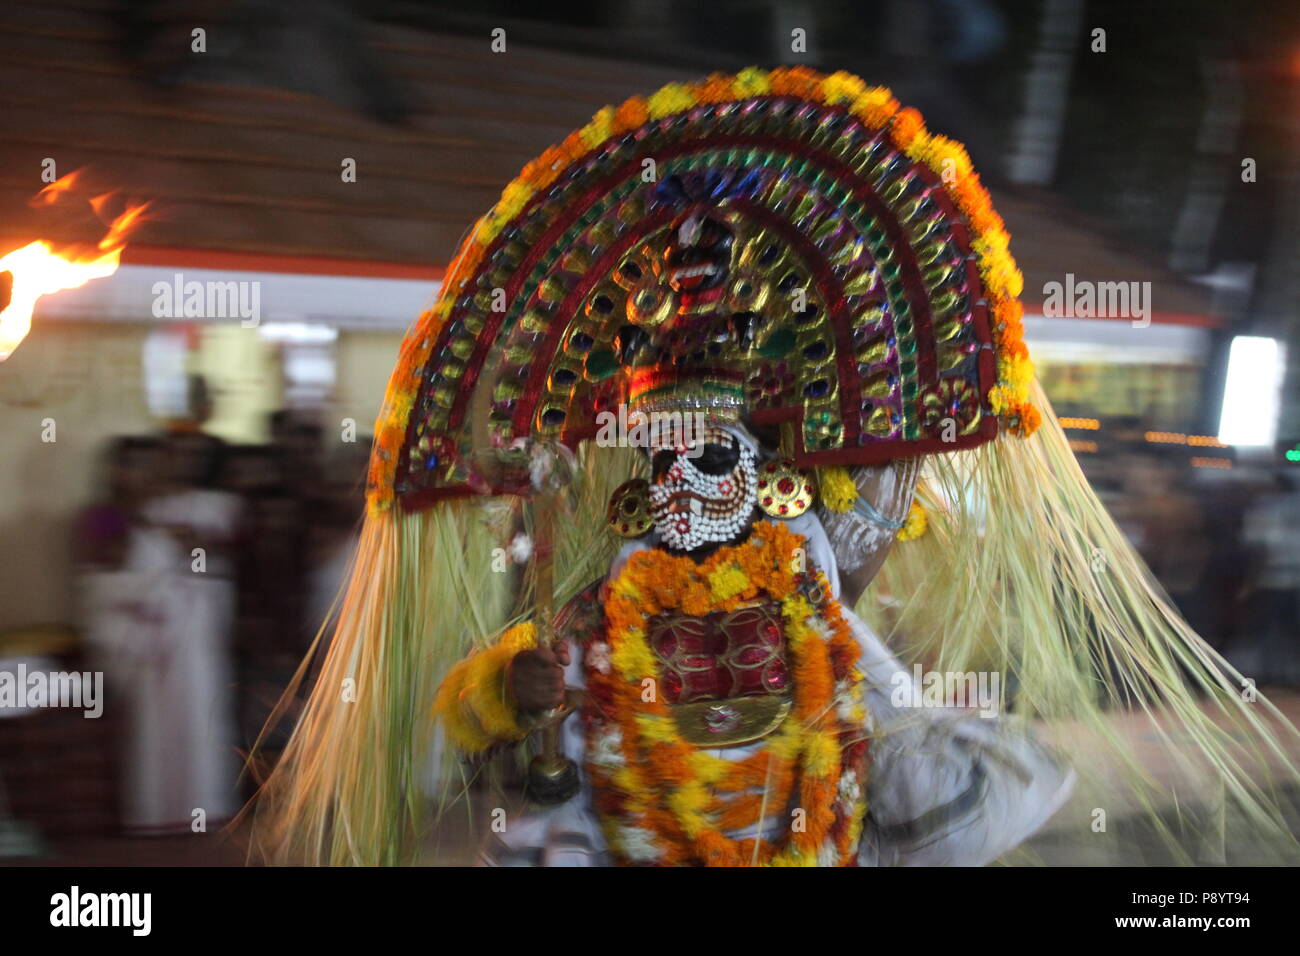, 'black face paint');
651,437,739,482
